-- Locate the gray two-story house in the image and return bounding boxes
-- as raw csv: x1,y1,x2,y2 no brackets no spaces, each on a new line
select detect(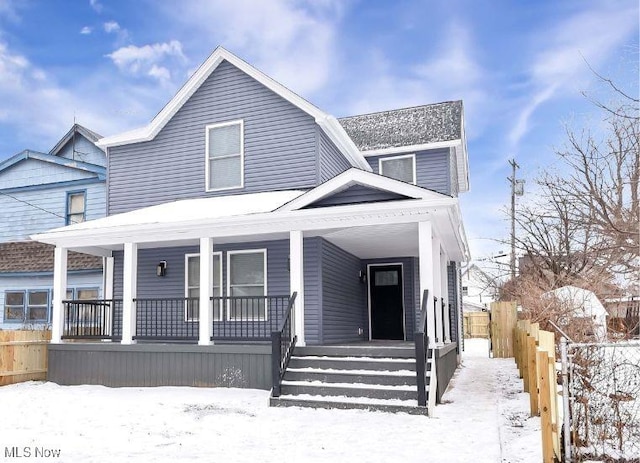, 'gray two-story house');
34,47,470,415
